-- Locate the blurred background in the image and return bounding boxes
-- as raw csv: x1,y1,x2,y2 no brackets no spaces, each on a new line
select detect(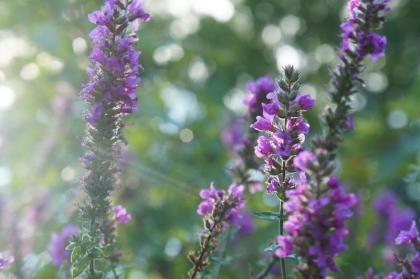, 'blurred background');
0,0,419,278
